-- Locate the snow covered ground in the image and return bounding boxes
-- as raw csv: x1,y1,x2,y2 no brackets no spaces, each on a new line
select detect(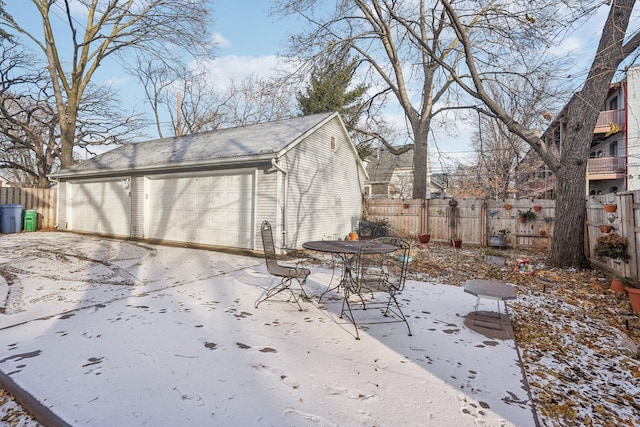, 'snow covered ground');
0,232,535,426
